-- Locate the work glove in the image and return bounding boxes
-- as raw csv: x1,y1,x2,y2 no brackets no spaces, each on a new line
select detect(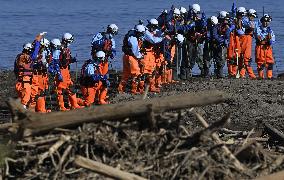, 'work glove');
57,73,63,82
237,29,245,36
91,74,101,82
166,61,172,69
40,32,47,36
224,39,229,48
102,79,110,87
